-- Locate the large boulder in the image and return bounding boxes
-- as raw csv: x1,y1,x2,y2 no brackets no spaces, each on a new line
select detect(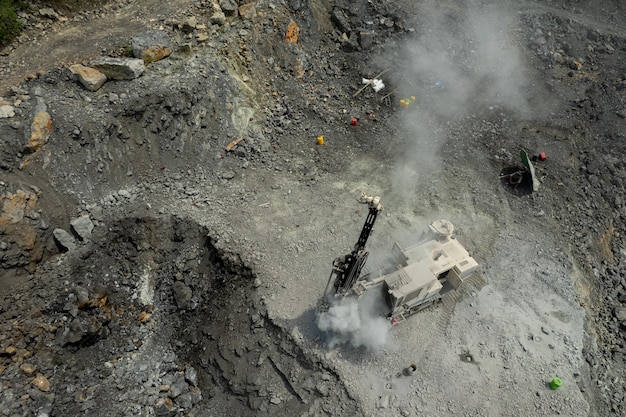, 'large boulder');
70,214,94,241
68,64,107,91
90,57,145,80
53,228,76,251
131,30,172,64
